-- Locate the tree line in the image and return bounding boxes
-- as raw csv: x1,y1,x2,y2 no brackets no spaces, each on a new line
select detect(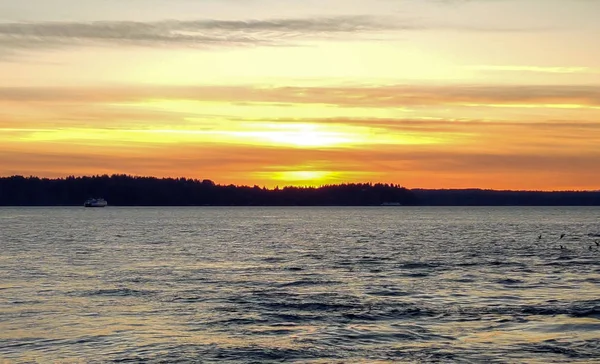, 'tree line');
1,175,599,206
0,175,417,206
412,188,600,206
